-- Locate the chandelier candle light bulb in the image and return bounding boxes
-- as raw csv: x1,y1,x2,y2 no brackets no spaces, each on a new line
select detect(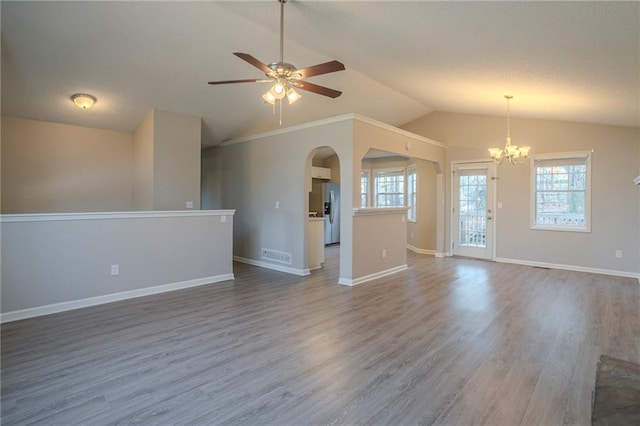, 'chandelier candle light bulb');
489,95,531,165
